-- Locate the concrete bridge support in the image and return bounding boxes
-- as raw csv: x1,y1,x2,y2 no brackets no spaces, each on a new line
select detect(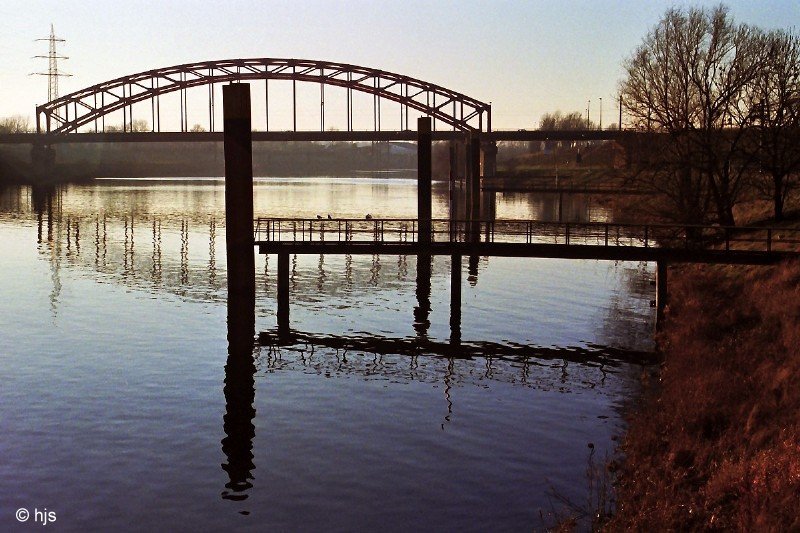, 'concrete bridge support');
482,140,497,178
223,83,256,343
467,135,482,254
30,143,56,173
449,141,458,224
